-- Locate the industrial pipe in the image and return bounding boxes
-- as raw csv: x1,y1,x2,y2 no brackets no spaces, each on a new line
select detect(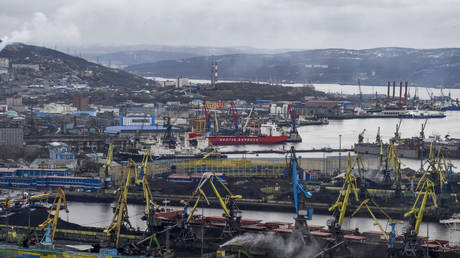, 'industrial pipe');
399,82,403,105
392,81,396,100
404,81,408,103
387,81,390,102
